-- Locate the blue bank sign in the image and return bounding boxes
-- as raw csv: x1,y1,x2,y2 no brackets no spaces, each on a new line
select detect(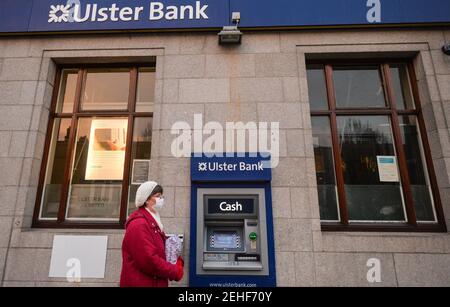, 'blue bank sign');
0,0,449,34
191,154,272,182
